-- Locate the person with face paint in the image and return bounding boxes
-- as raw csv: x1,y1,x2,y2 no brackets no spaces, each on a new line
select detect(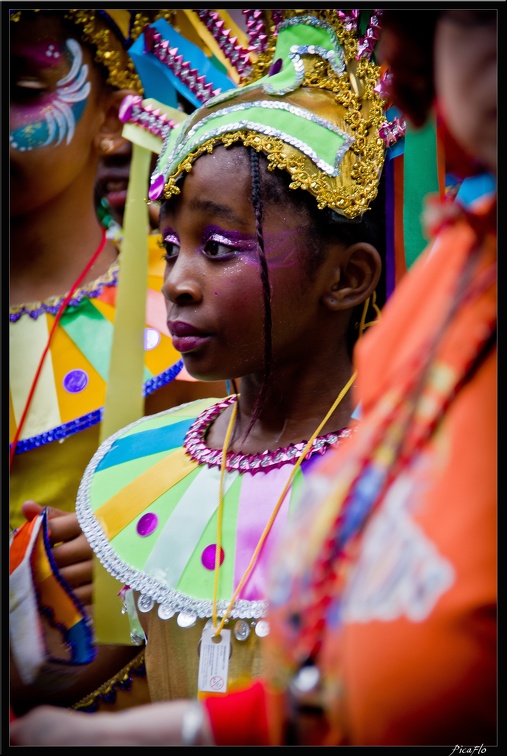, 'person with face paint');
10,7,497,747
9,8,400,737
9,8,229,716
95,138,162,237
